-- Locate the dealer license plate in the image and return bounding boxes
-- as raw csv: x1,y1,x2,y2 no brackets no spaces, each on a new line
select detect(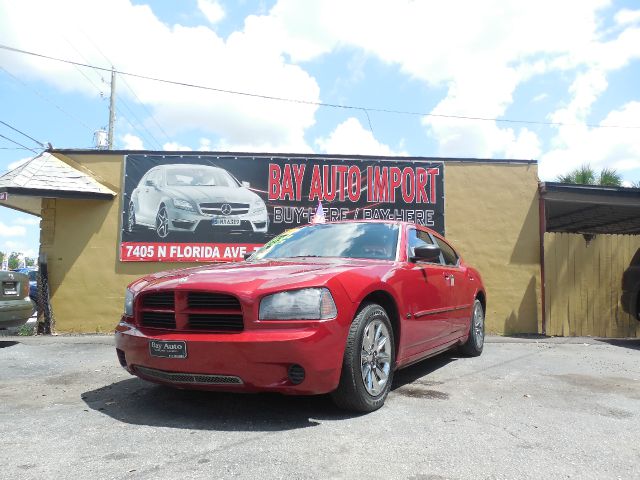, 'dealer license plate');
212,217,241,226
149,340,187,359
2,281,18,296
